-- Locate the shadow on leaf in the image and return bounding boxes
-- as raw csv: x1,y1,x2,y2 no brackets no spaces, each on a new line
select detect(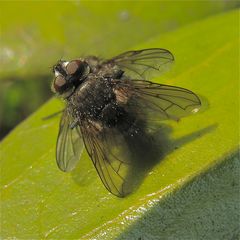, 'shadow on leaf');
71,121,217,197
